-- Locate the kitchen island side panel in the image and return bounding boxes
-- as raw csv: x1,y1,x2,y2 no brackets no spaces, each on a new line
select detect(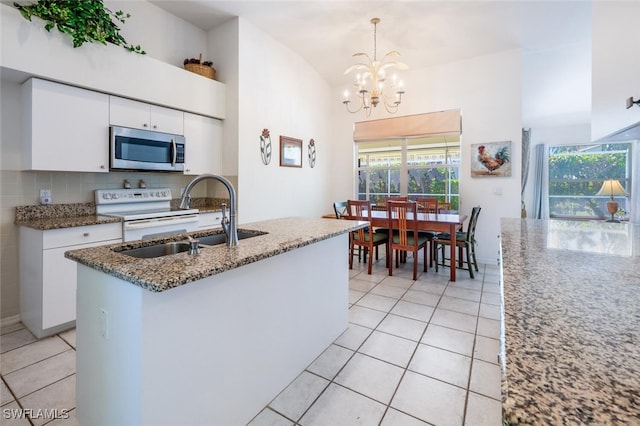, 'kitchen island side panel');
75,265,143,426
76,234,348,426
